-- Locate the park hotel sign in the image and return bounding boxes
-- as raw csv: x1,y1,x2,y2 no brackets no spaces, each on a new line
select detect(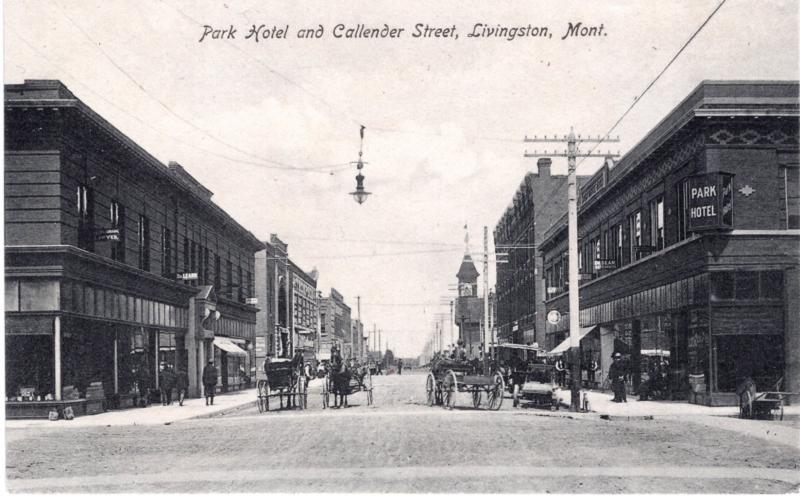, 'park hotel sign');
687,172,734,232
